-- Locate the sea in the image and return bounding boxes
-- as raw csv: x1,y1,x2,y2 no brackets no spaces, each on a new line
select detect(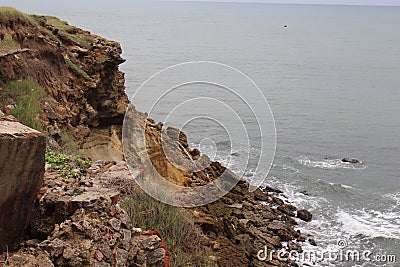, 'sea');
5,1,400,266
